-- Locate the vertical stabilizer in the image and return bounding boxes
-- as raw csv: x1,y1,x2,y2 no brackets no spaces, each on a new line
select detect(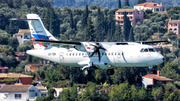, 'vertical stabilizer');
26,14,57,50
